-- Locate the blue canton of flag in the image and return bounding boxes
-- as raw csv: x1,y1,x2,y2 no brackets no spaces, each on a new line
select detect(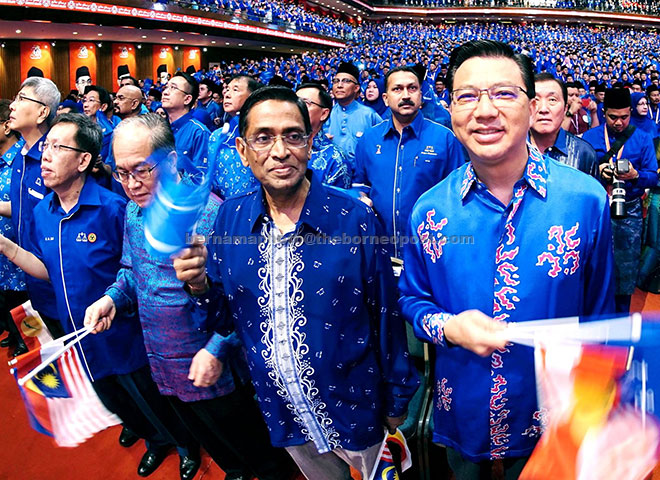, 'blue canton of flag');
30,363,71,399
